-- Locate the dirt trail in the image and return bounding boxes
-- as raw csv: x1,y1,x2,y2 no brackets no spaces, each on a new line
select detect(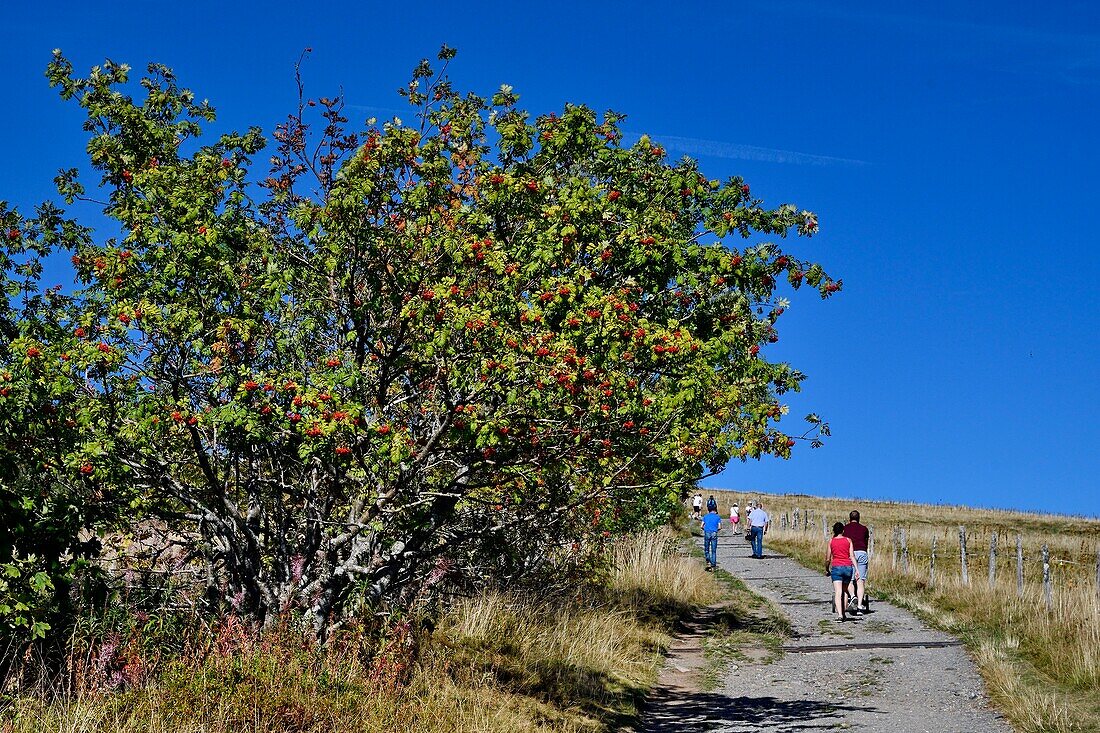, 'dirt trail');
636,533,1012,733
